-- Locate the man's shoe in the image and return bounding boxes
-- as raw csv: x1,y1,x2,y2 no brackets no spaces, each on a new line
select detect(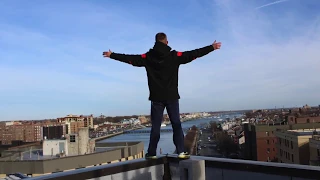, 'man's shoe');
145,153,157,159
178,152,190,159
